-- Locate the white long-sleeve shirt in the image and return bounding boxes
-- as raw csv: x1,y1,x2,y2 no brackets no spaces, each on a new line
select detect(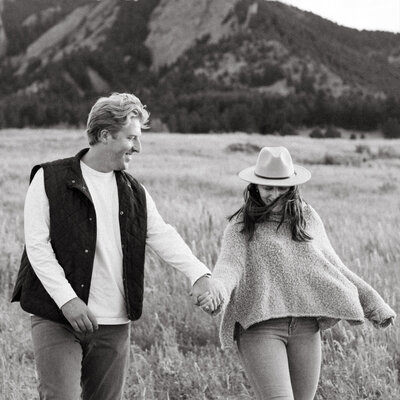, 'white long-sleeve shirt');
24,162,210,324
